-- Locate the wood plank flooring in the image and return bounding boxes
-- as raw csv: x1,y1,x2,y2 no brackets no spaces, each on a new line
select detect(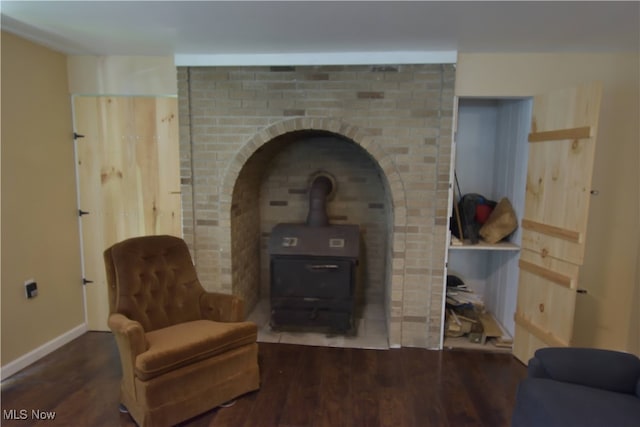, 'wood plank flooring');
1,332,527,427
